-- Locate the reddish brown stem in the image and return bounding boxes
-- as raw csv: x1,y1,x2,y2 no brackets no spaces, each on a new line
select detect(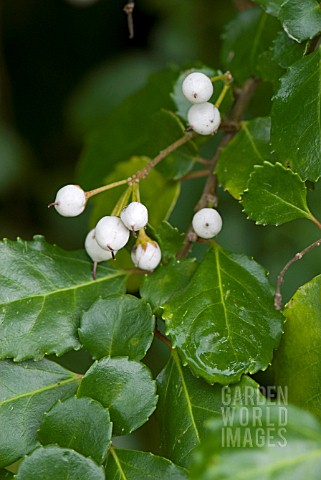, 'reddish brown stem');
274,237,321,310
154,328,172,349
